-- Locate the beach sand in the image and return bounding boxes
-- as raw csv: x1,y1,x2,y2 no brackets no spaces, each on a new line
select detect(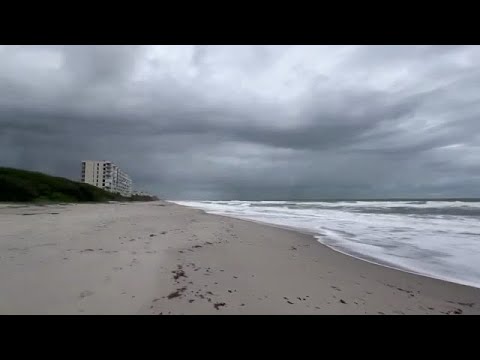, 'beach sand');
0,201,479,315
